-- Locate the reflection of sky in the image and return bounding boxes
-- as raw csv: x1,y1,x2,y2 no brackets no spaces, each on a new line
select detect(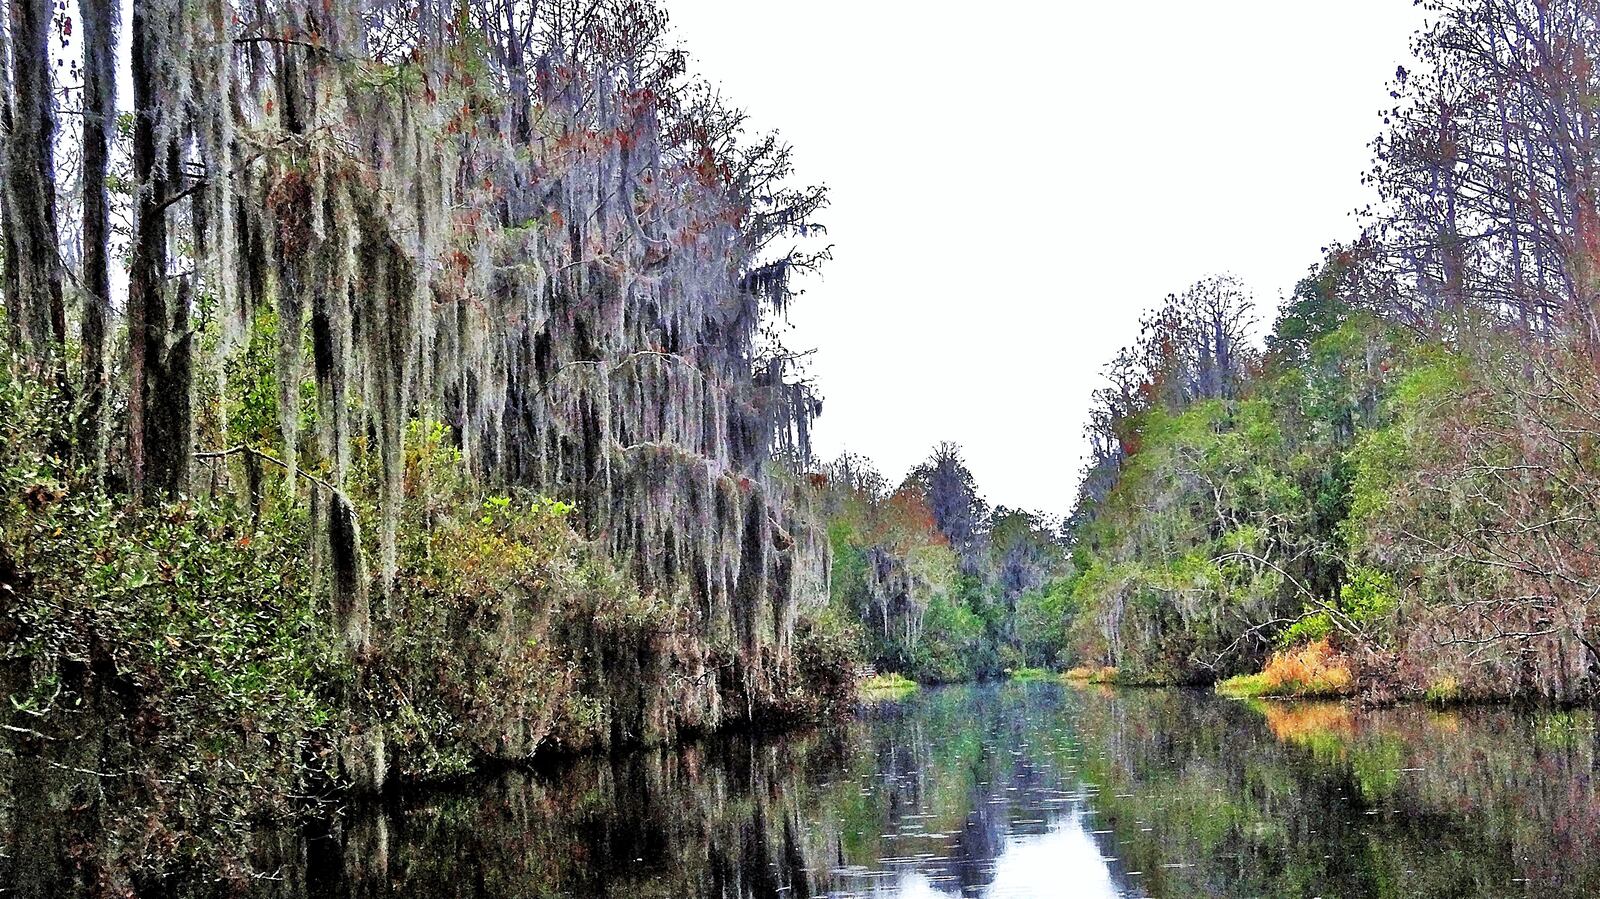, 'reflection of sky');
984,812,1121,899
822,687,1142,899
844,809,1125,899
